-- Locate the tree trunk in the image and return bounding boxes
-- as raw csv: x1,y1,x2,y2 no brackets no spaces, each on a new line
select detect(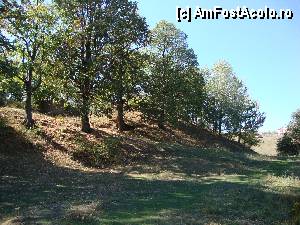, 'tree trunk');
0,91,6,107
238,128,242,143
116,68,126,131
213,120,218,133
116,98,127,131
81,95,91,133
158,111,165,130
25,81,34,128
115,62,134,132
158,122,165,130
81,112,91,133
115,91,133,131
218,118,222,135
79,33,93,133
